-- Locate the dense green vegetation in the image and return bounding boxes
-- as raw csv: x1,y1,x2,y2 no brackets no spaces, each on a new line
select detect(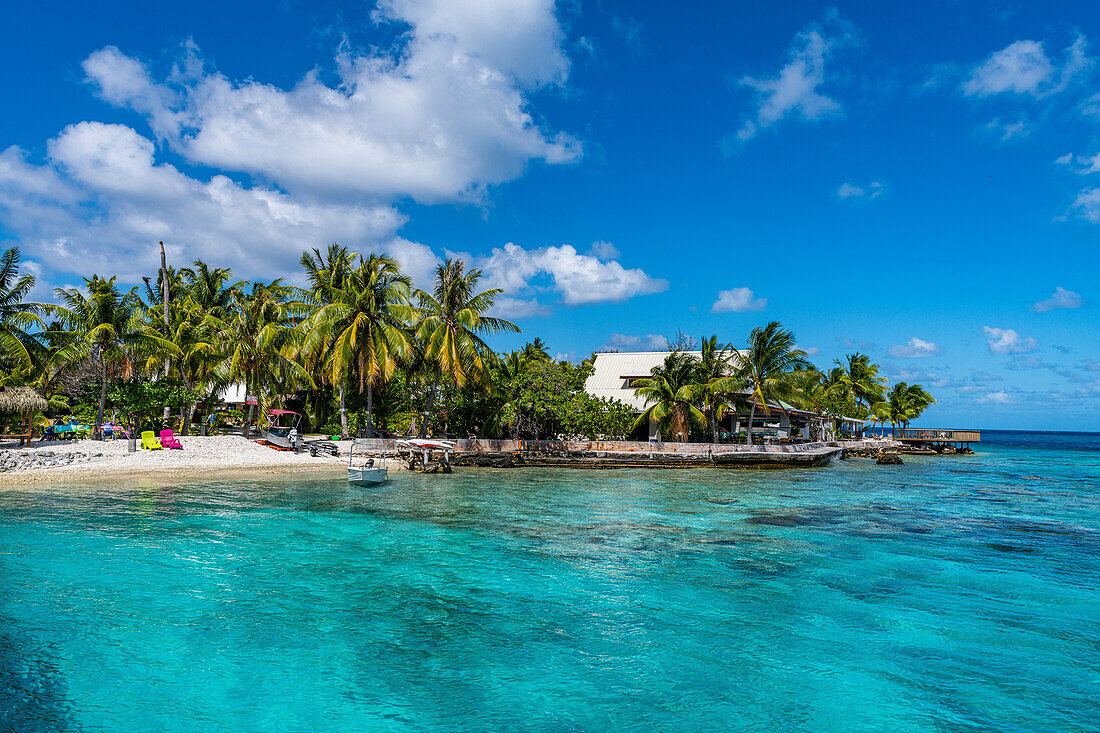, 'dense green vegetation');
0,246,934,441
